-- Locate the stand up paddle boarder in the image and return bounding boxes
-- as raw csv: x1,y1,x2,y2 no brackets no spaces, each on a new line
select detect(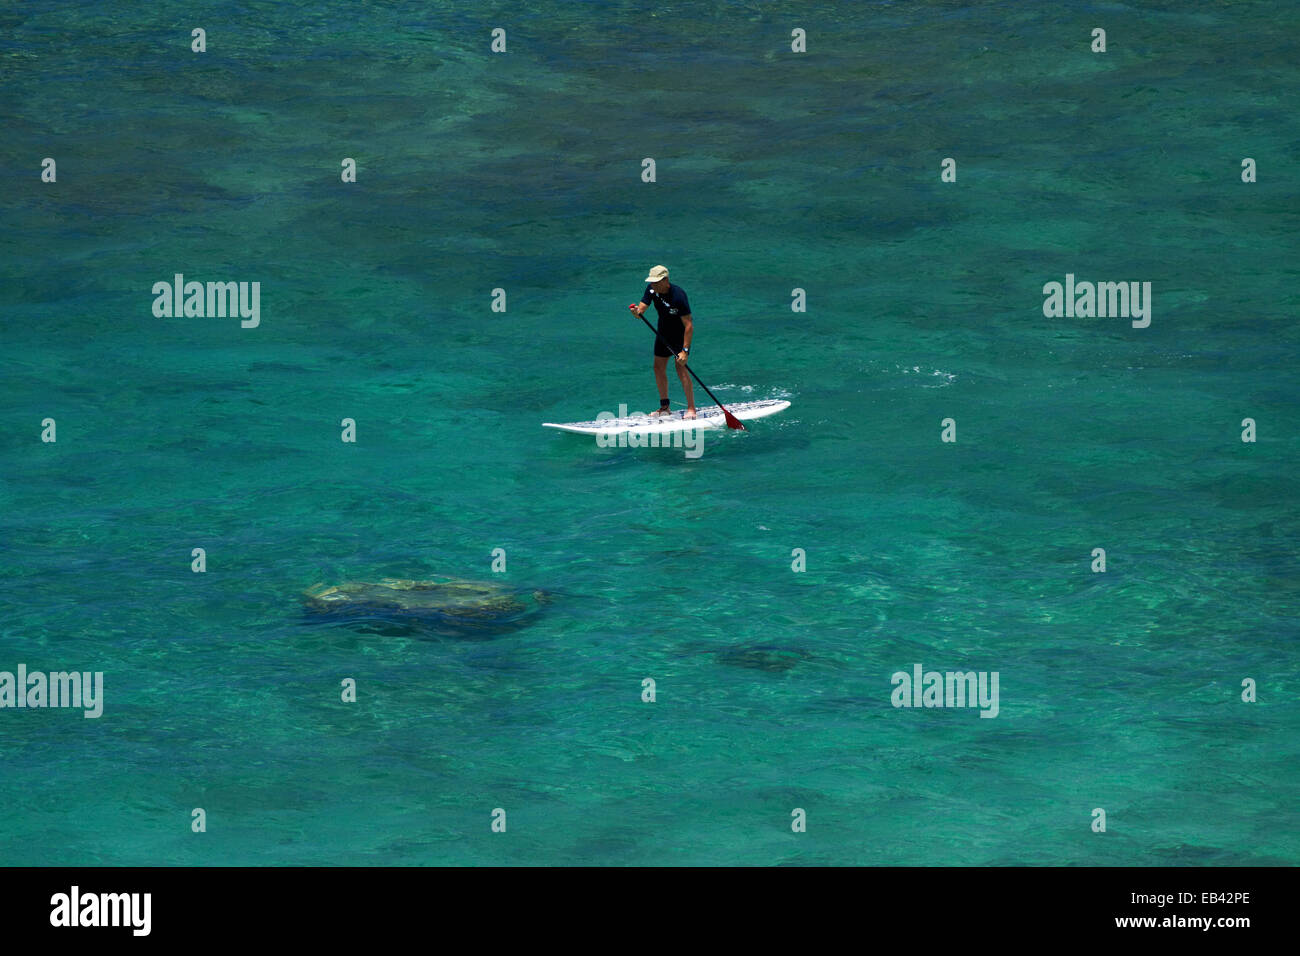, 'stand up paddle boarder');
630,265,695,418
